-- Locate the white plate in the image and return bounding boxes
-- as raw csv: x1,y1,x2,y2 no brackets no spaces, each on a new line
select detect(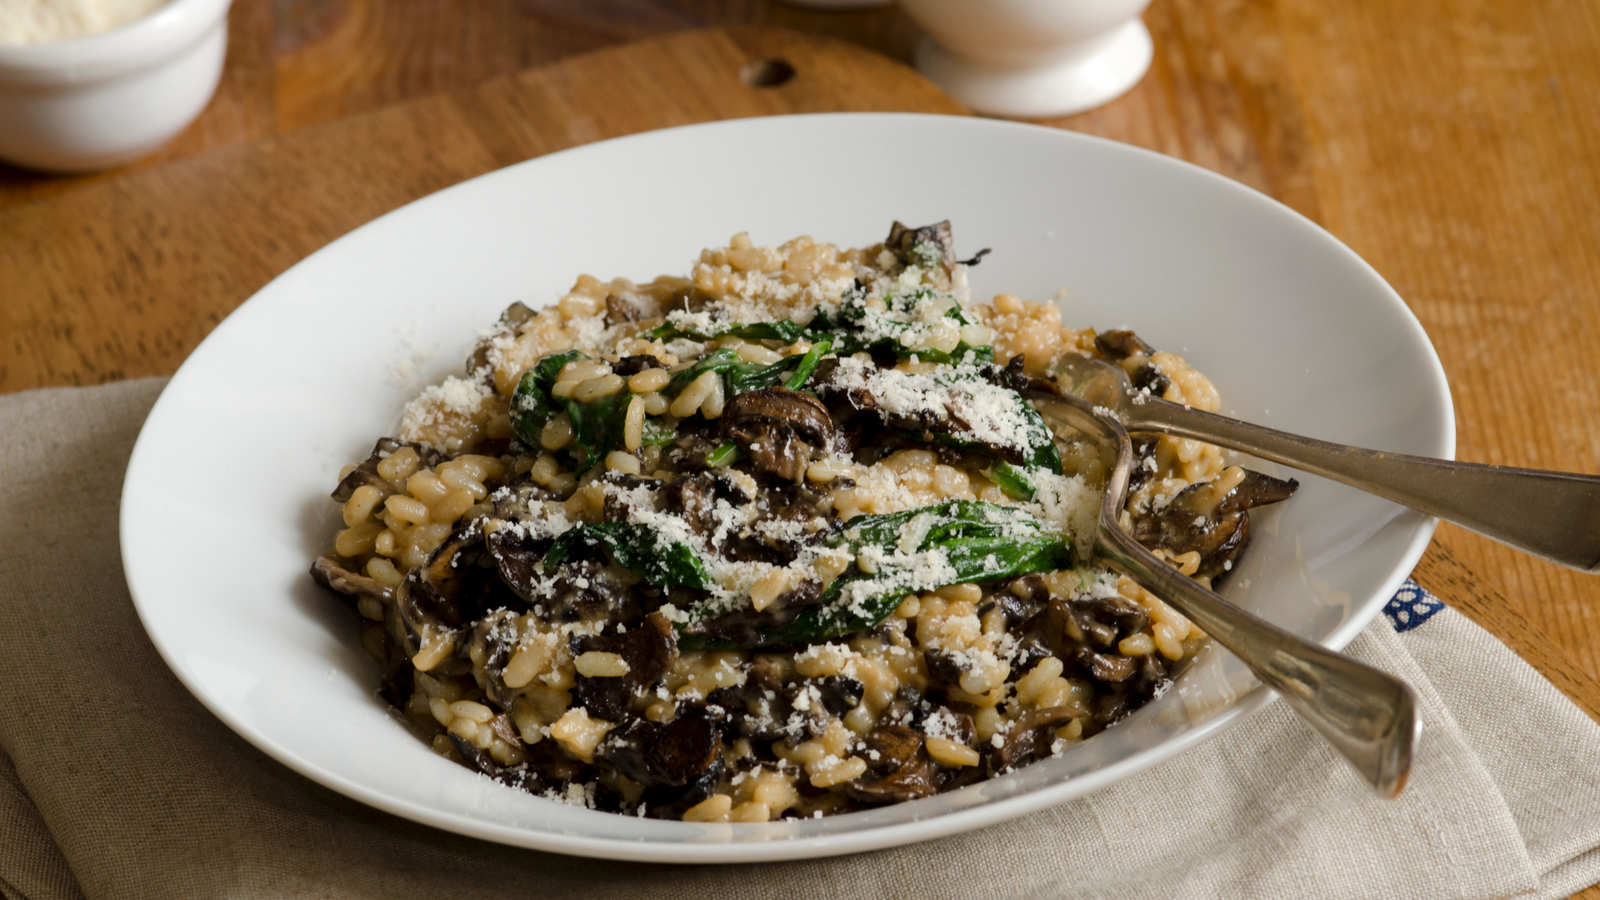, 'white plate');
121,114,1452,863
